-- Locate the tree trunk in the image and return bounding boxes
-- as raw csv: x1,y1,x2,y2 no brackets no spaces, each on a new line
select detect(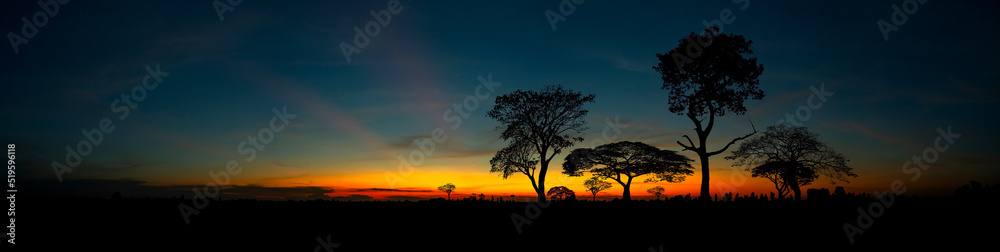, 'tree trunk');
622,186,631,201
698,153,711,201
447,192,450,200
790,182,802,201
592,193,597,201
537,157,549,202
783,172,802,201
622,177,633,201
